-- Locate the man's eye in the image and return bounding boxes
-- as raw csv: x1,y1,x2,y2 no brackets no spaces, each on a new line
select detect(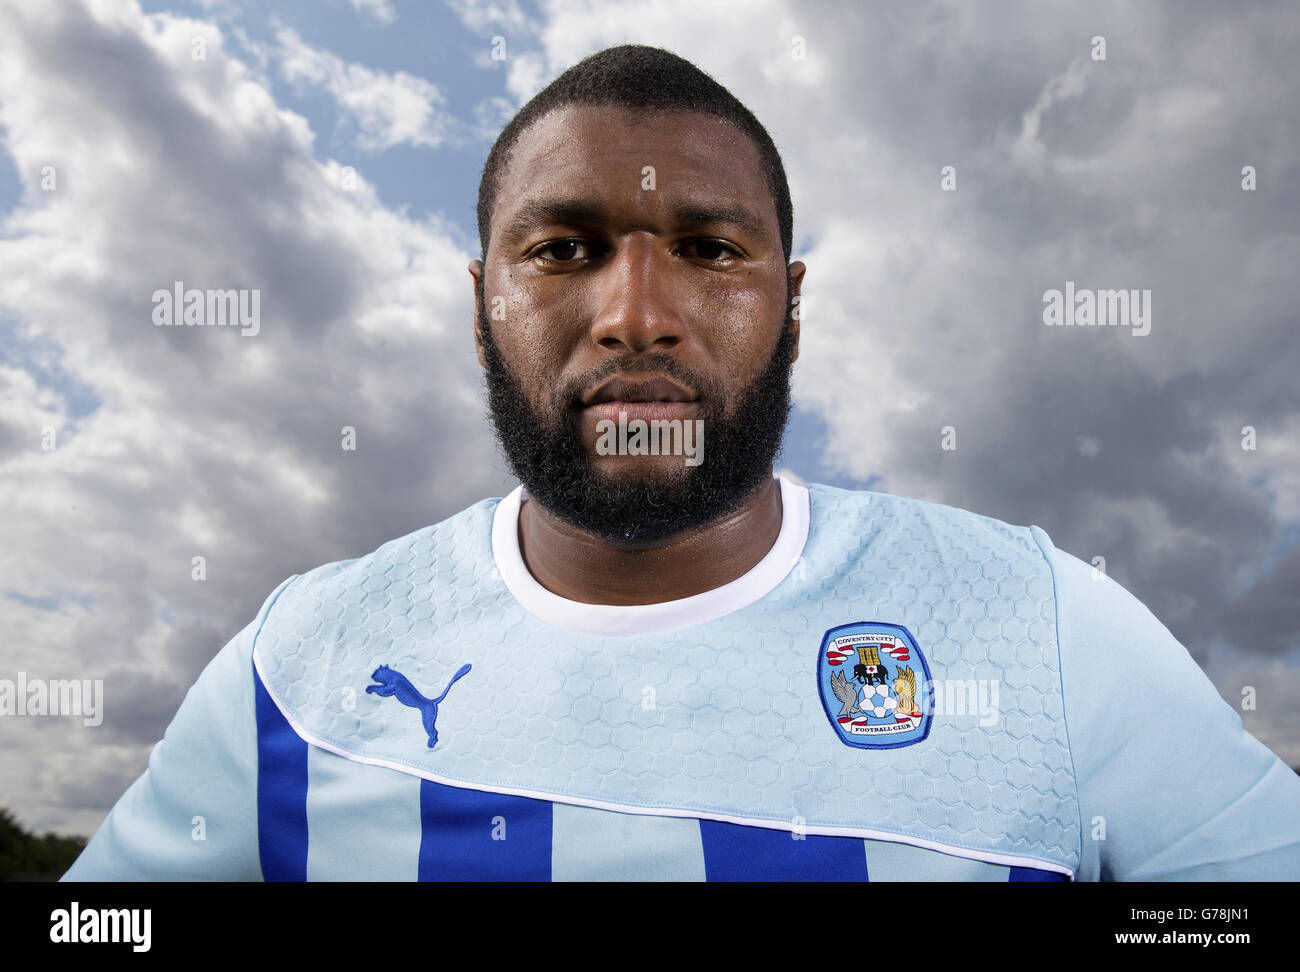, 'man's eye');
682,239,739,262
532,239,738,264
534,240,590,262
